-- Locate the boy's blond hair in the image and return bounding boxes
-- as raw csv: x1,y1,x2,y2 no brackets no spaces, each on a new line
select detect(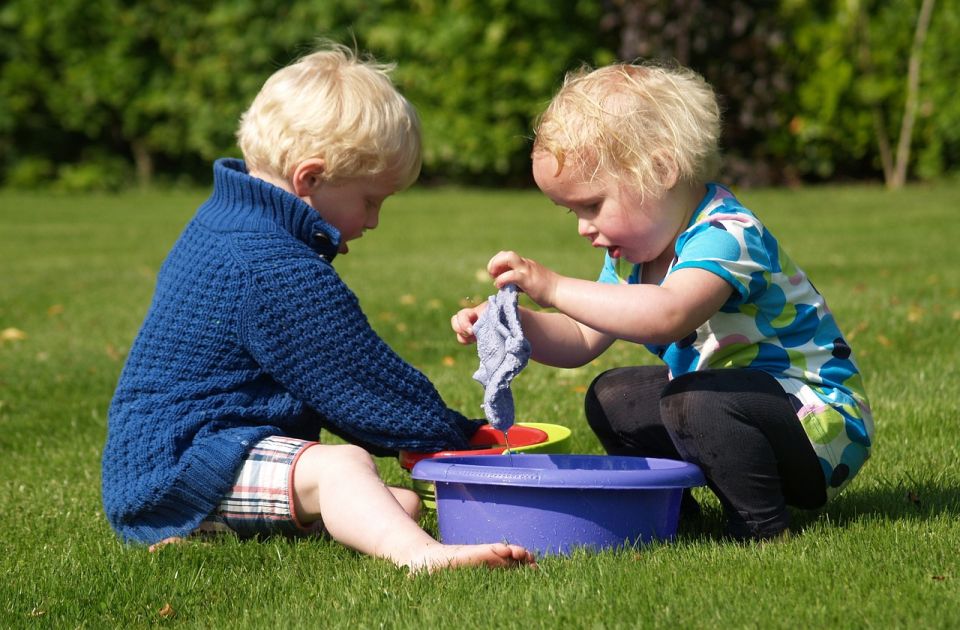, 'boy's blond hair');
237,42,421,188
533,62,721,201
